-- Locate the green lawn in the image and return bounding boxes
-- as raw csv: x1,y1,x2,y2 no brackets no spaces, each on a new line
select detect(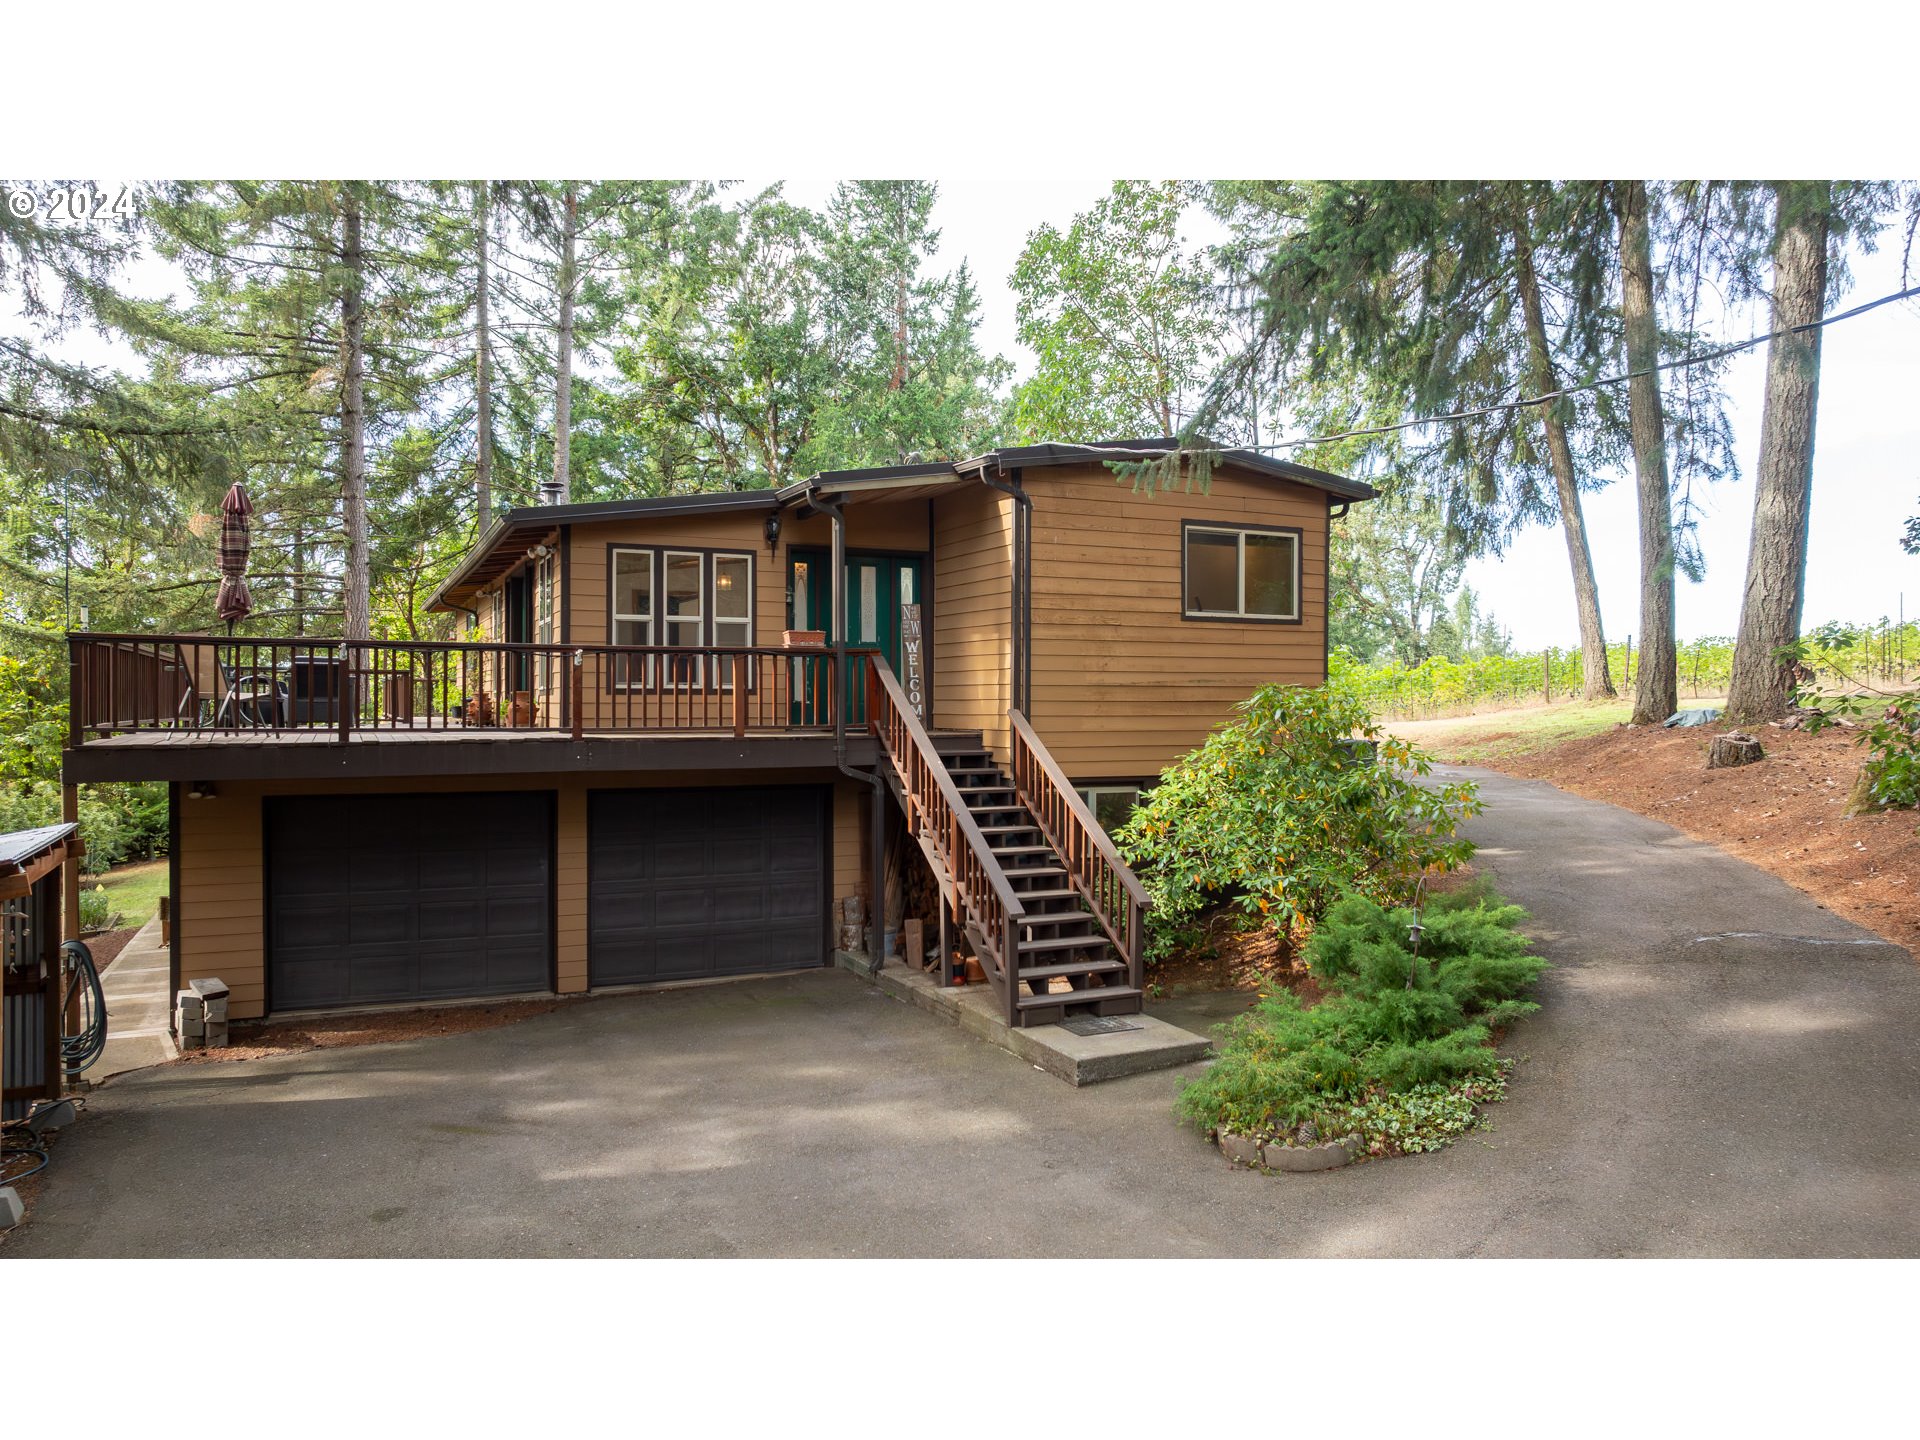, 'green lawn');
1385,696,1726,765
93,858,169,930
